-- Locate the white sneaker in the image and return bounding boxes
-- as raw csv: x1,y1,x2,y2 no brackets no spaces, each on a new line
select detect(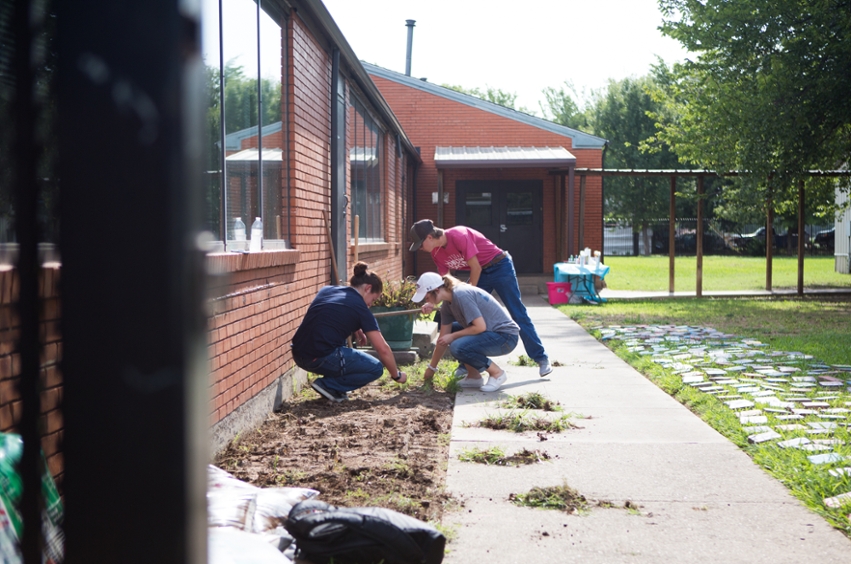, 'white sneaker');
480,371,507,392
539,359,553,377
457,376,485,388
